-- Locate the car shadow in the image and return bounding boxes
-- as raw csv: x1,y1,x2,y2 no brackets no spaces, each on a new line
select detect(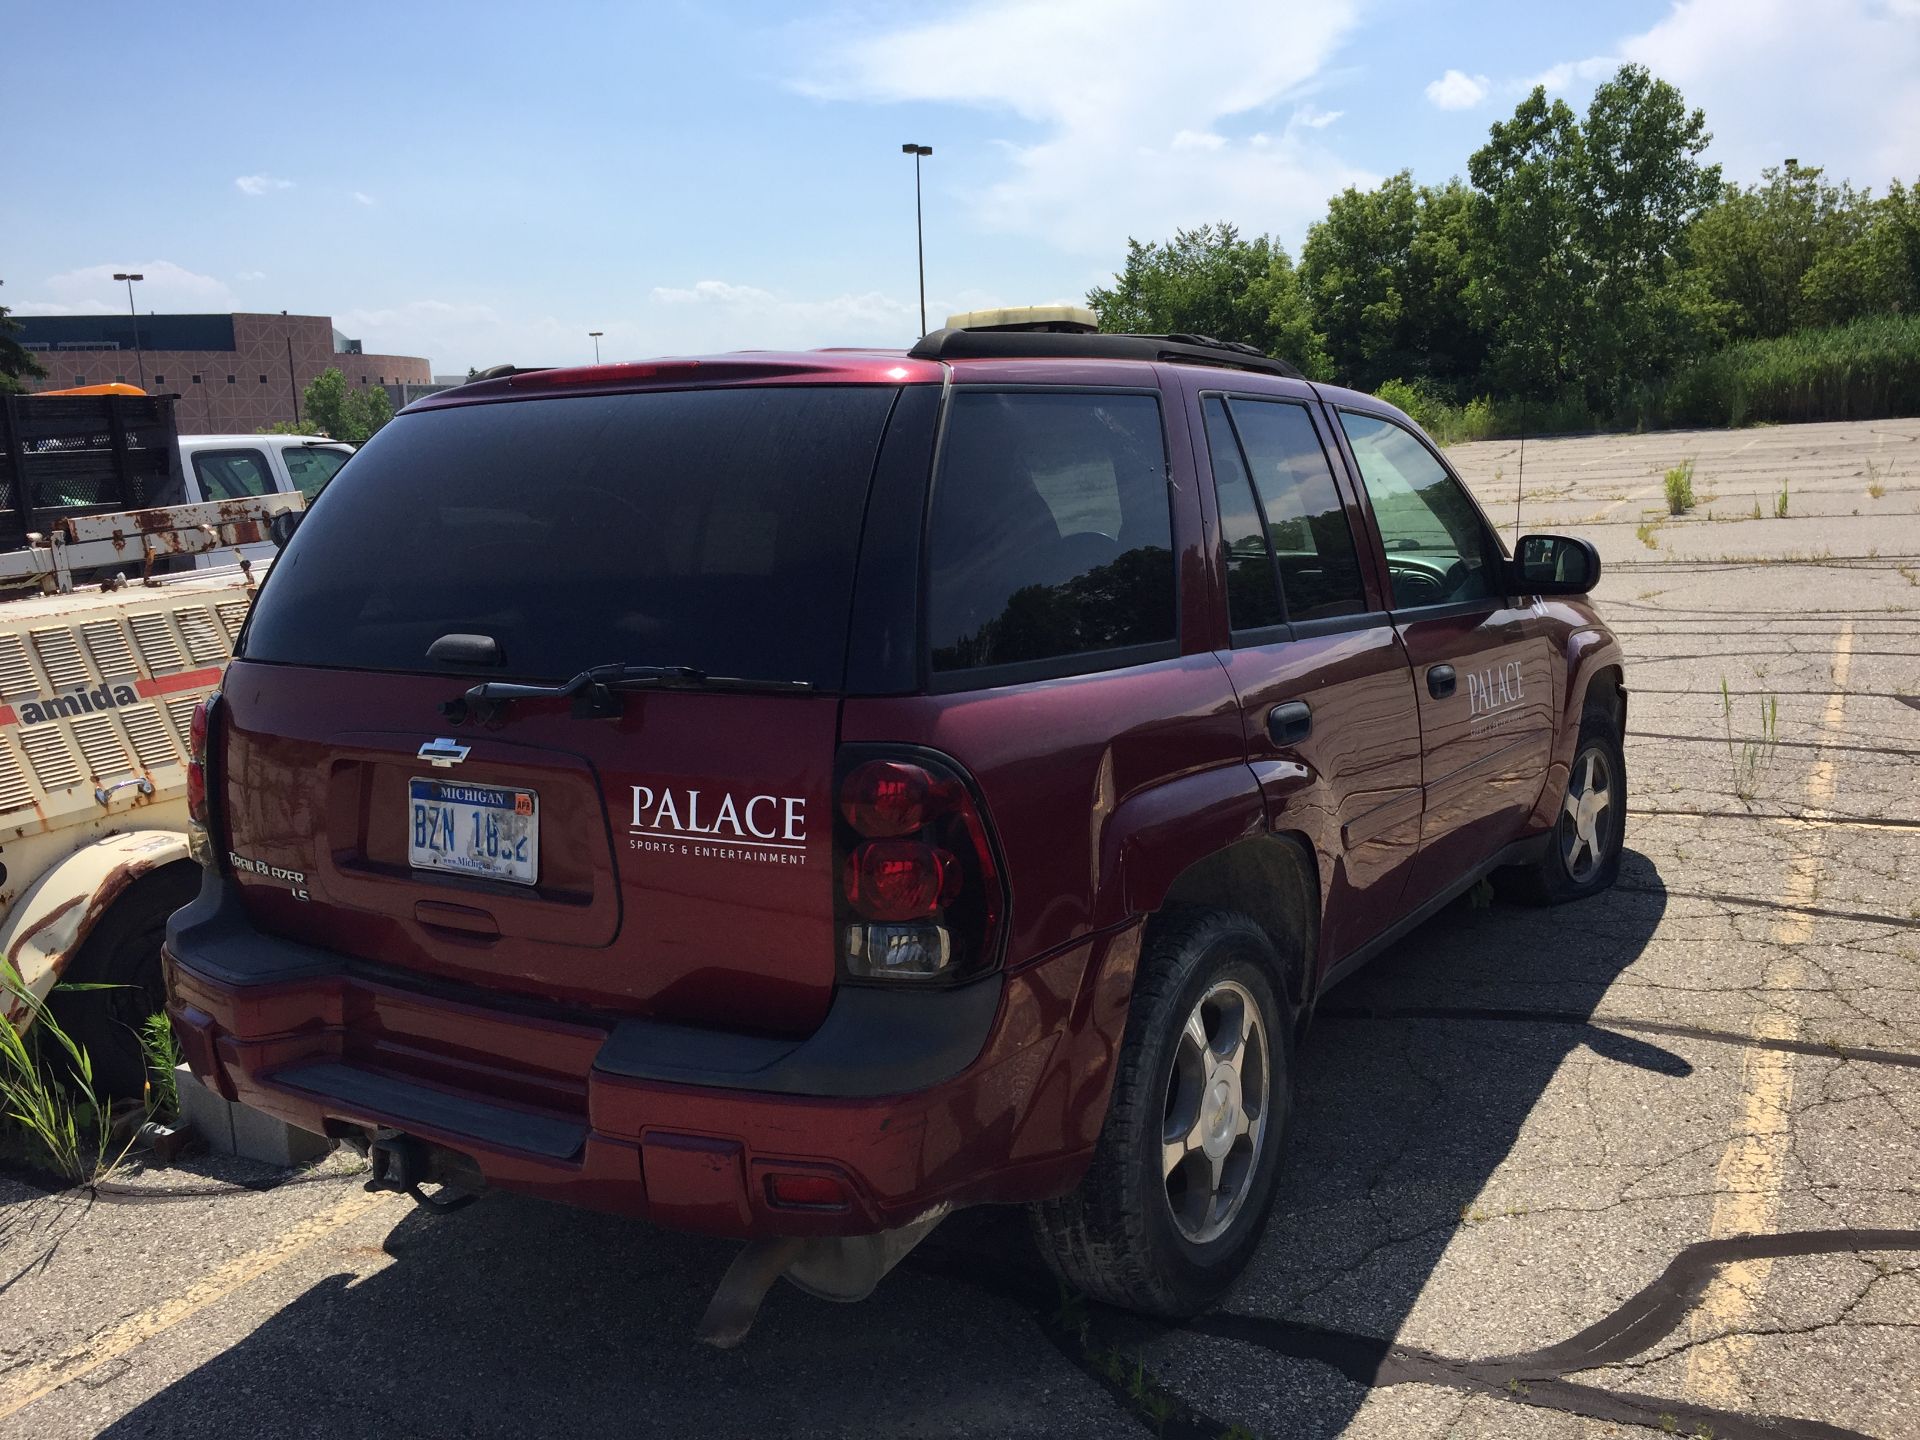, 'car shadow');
102,850,1669,1440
